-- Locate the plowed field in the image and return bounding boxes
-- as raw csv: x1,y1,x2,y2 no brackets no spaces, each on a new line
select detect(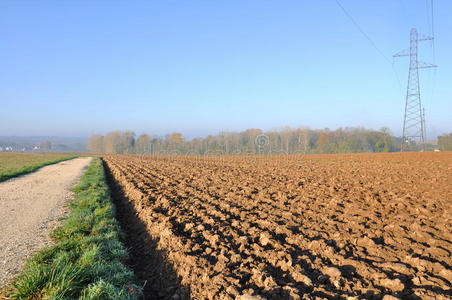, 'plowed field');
102,153,452,300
